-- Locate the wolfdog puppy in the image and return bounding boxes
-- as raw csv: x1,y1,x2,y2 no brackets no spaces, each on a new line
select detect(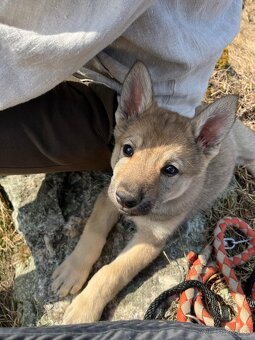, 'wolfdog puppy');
52,62,255,324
